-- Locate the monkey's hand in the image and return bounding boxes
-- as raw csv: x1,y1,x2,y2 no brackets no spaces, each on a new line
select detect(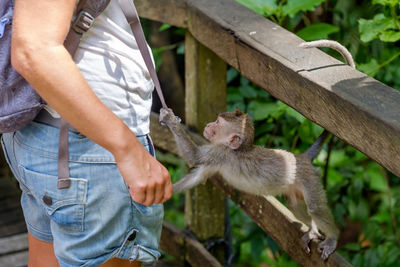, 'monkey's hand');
160,108,179,126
